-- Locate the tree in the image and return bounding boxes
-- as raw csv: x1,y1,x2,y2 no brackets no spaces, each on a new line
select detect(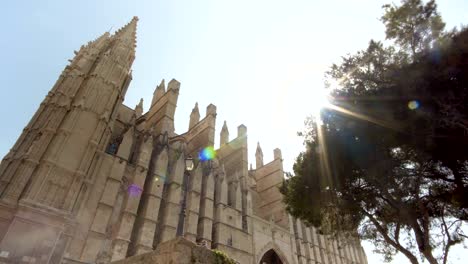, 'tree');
281,1,467,263
382,0,445,56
